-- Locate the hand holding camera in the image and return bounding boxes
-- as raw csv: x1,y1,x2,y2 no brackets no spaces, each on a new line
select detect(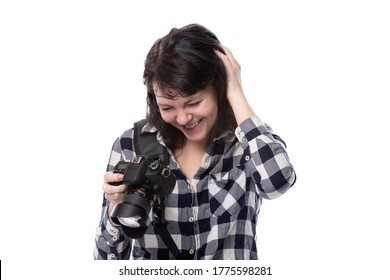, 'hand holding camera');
103,172,126,218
